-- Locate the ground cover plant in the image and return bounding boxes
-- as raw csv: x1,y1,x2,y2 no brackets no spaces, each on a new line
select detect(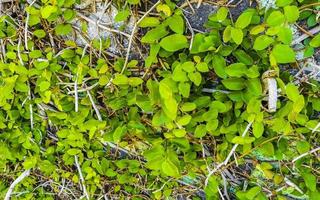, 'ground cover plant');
0,0,319,199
